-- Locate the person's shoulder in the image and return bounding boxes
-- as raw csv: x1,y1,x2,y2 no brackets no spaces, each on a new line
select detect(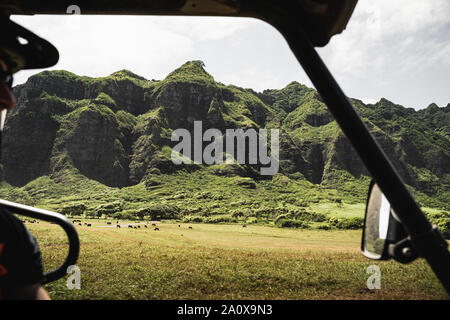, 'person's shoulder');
0,207,28,240
0,206,22,225
0,206,45,291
